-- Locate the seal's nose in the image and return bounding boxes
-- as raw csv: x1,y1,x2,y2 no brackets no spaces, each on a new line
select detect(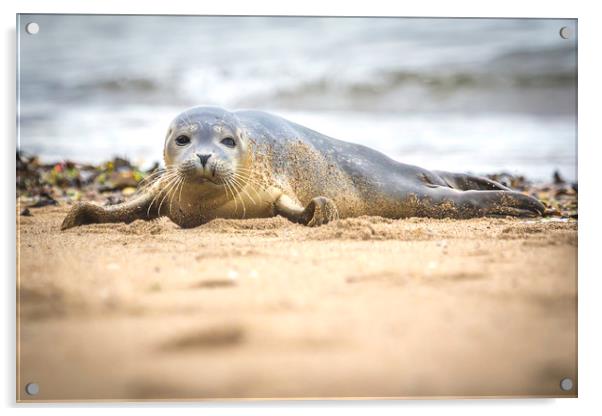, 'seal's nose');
196,153,211,168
